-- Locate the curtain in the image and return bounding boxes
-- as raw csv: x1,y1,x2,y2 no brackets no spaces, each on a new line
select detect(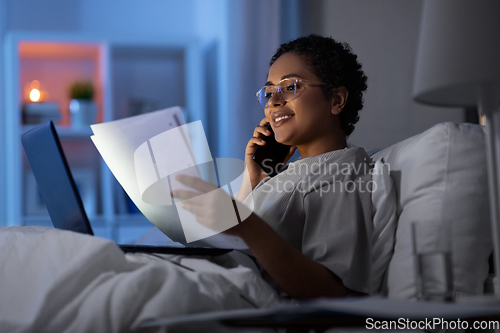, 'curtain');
215,0,310,159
